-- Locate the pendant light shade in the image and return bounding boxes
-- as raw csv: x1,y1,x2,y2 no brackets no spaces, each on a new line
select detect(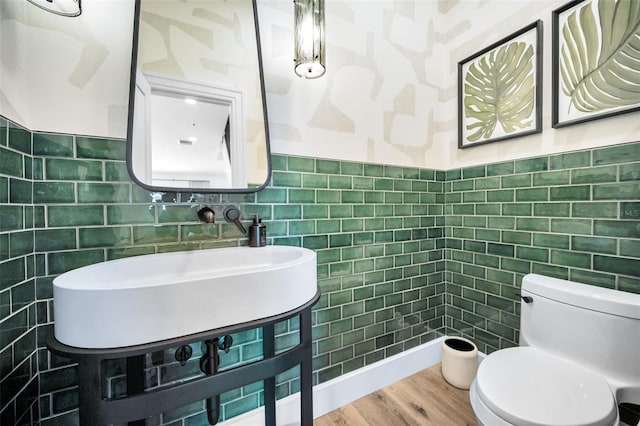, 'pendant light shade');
26,0,81,17
294,0,325,79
